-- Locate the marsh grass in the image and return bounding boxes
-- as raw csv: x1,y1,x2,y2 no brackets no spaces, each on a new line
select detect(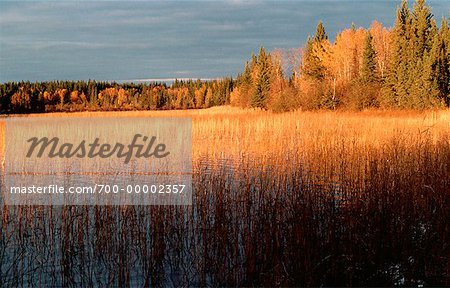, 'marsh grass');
1,107,449,286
